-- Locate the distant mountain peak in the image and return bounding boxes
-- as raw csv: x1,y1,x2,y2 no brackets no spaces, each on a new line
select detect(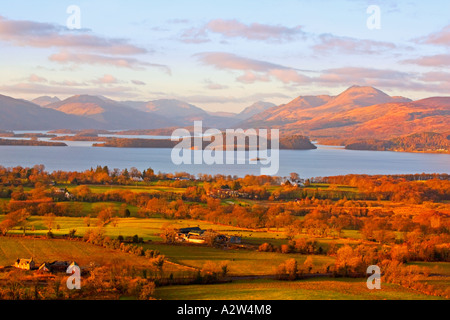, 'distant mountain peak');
329,85,394,108
143,99,207,116
340,85,388,96
149,99,201,111
63,94,108,103
31,96,61,107
237,101,276,120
